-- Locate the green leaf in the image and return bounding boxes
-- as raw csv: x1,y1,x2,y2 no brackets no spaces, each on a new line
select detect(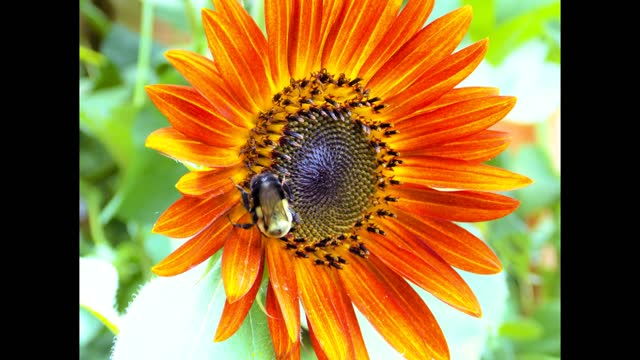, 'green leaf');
111,105,185,225
80,131,117,180
485,2,560,65
463,0,495,39
80,45,108,66
516,354,560,360
514,300,560,355
93,60,125,90
484,214,531,280
499,319,543,341
542,19,560,64
80,97,184,225
545,42,560,64
494,0,558,23
532,298,560,333
79,86,134,170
